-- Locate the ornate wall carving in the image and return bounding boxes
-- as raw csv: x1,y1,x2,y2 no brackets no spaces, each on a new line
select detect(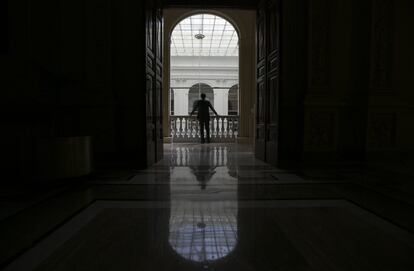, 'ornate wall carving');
255,0,281,164
370,0,394,94
146,9,154,54
367,112,396,149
